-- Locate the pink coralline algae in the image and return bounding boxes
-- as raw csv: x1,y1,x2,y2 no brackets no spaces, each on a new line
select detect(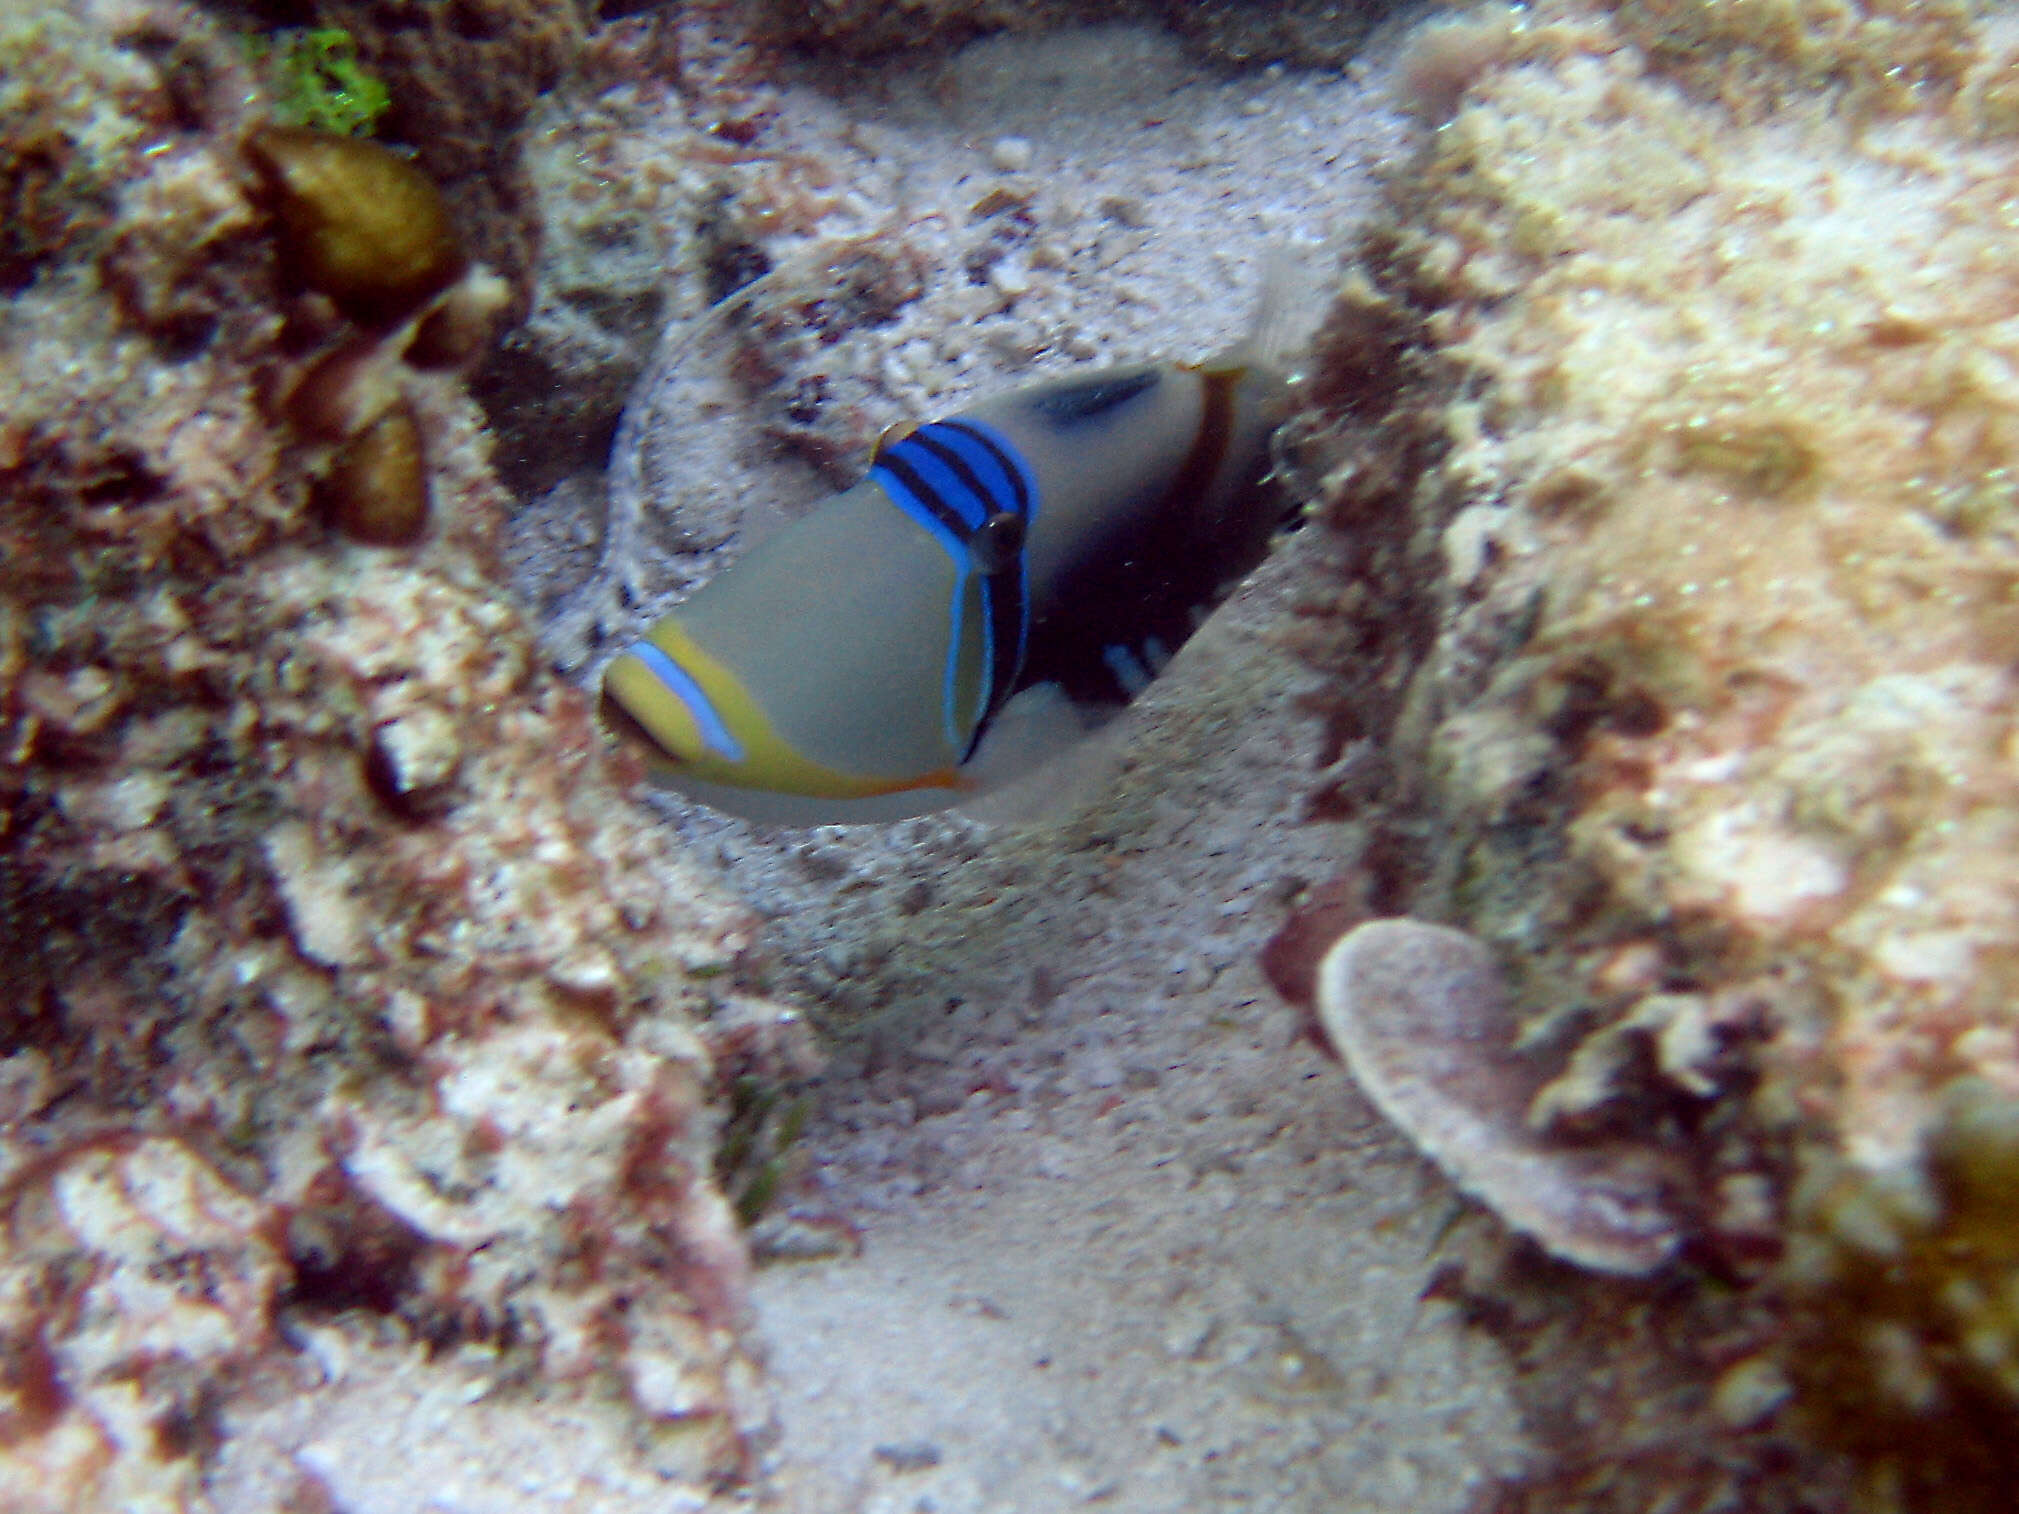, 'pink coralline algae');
1315,919,1683,1277
0,2,804,1507
1,1137,288,1513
